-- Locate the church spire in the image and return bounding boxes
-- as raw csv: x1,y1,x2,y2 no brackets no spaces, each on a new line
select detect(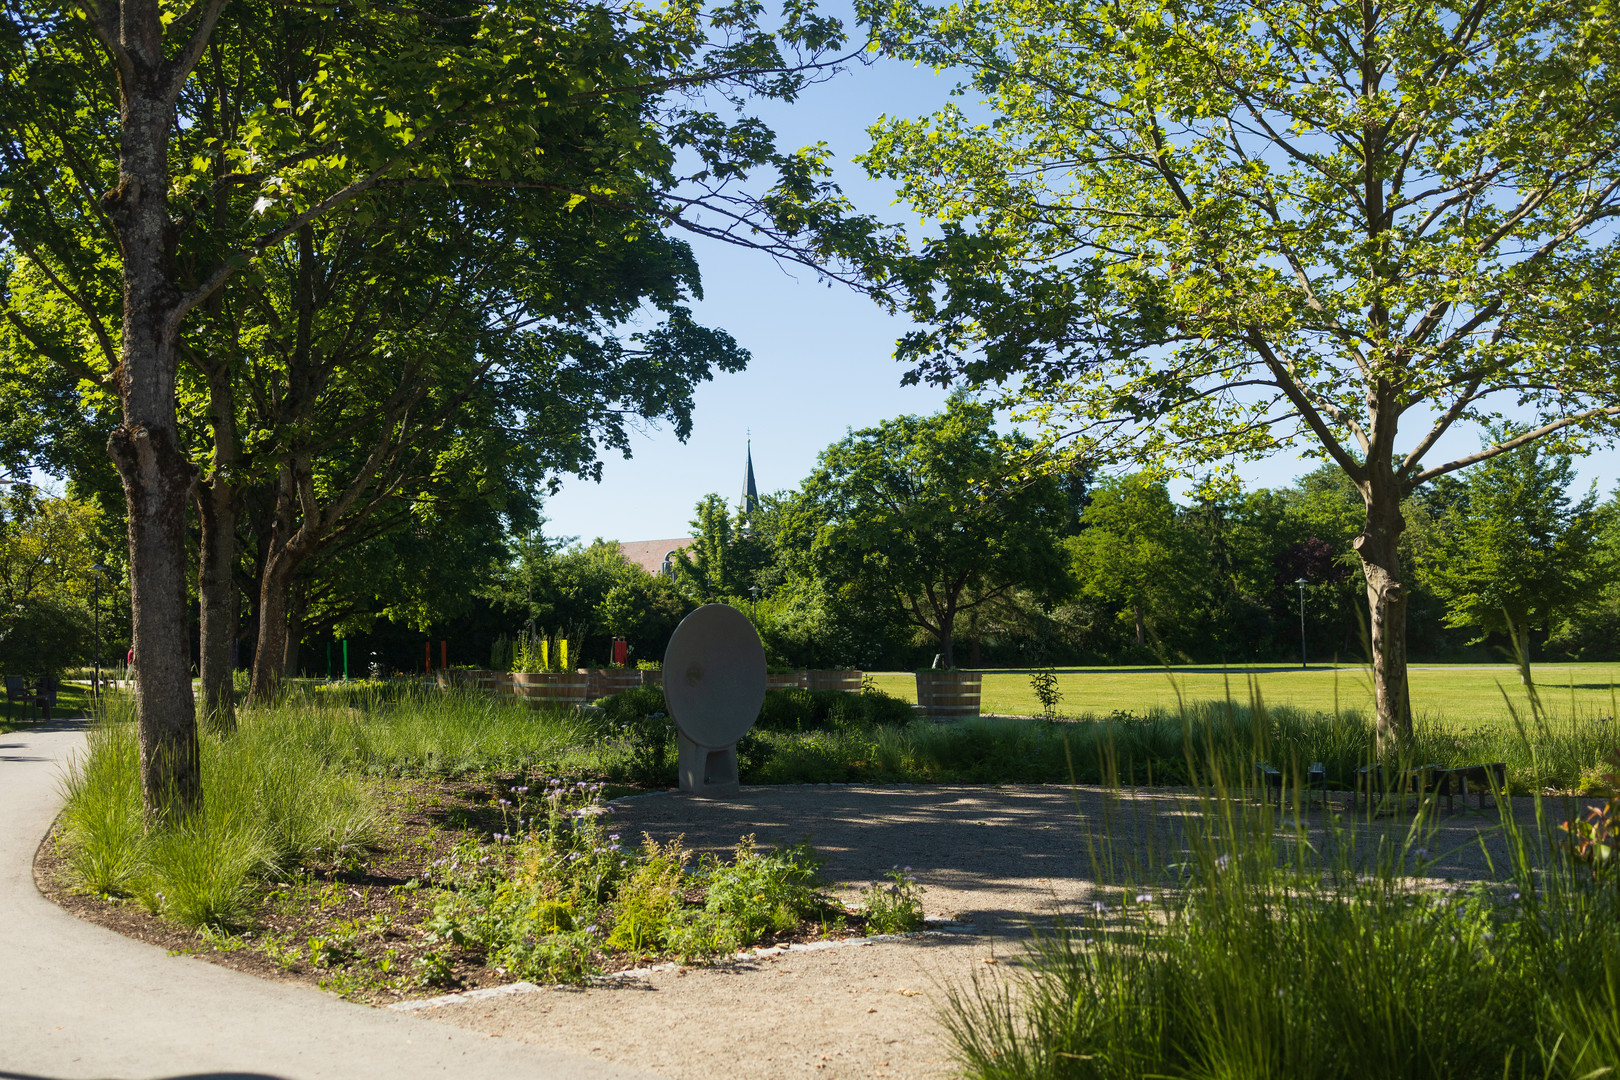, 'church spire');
741,435,759,516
